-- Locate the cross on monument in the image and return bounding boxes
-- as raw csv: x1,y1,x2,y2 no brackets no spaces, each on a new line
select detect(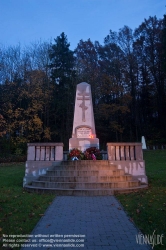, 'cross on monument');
77,91,90,122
